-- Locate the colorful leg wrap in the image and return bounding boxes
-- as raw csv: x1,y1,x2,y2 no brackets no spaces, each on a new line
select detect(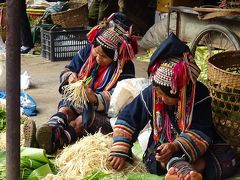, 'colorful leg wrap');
37,112,78,154
48,112,68,128
167,157,193,177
